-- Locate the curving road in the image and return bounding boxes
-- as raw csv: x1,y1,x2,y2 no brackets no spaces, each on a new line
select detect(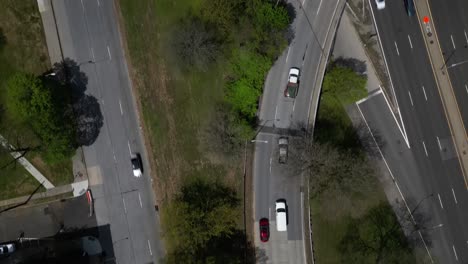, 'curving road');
253,0,345,263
